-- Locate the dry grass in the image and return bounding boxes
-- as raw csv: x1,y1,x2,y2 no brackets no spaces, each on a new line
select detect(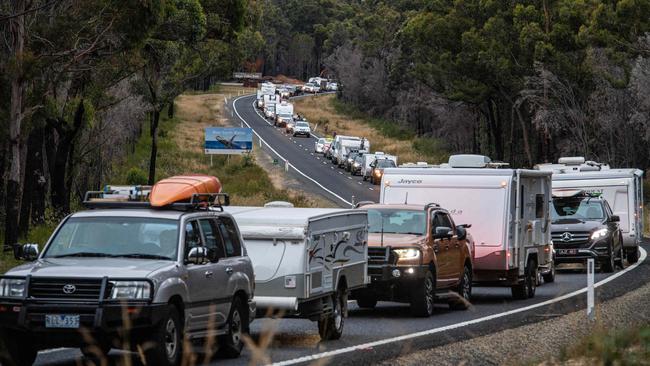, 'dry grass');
294,94,447,164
